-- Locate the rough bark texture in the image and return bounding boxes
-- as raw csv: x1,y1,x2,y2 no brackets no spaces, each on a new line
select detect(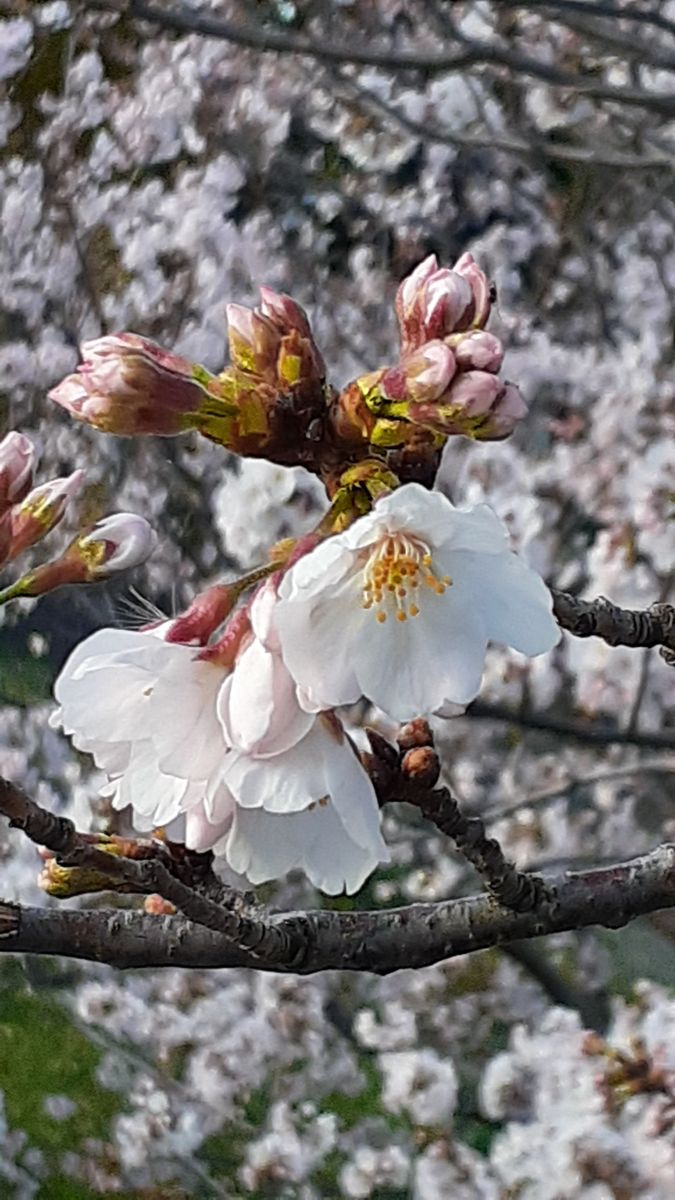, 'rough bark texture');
1,845,674,973
552,591,675,654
